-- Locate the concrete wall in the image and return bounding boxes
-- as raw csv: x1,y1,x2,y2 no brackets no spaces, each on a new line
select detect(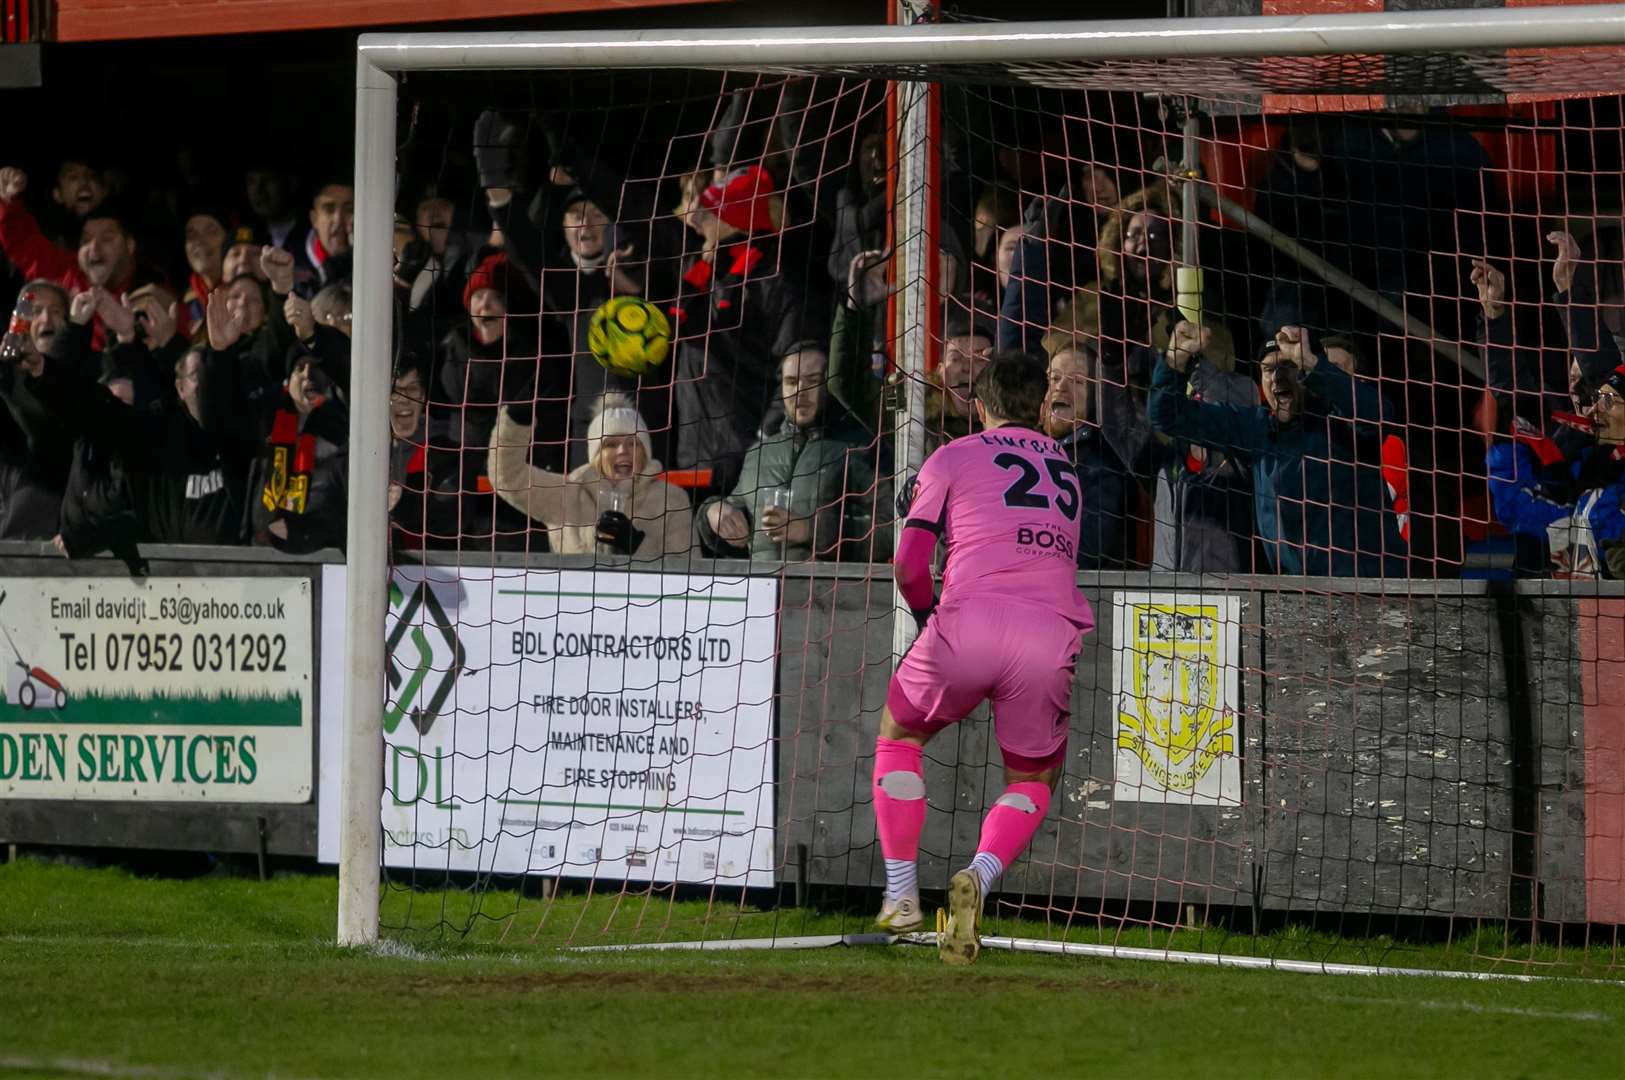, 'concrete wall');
777,570,1619,923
